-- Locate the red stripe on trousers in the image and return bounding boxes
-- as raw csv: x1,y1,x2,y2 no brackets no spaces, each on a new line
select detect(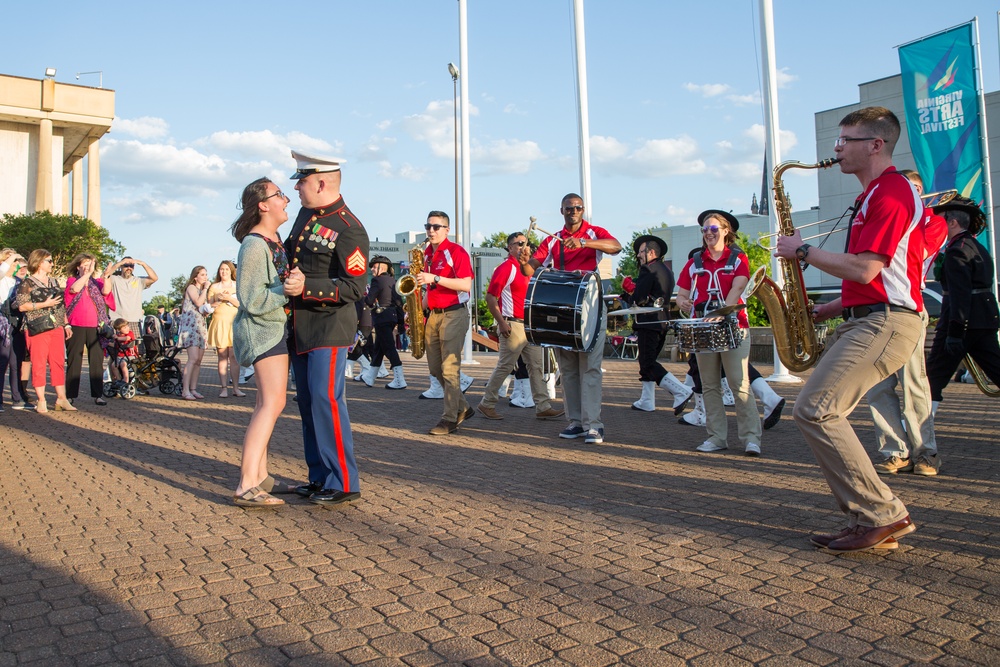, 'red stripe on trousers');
327,348,352,492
